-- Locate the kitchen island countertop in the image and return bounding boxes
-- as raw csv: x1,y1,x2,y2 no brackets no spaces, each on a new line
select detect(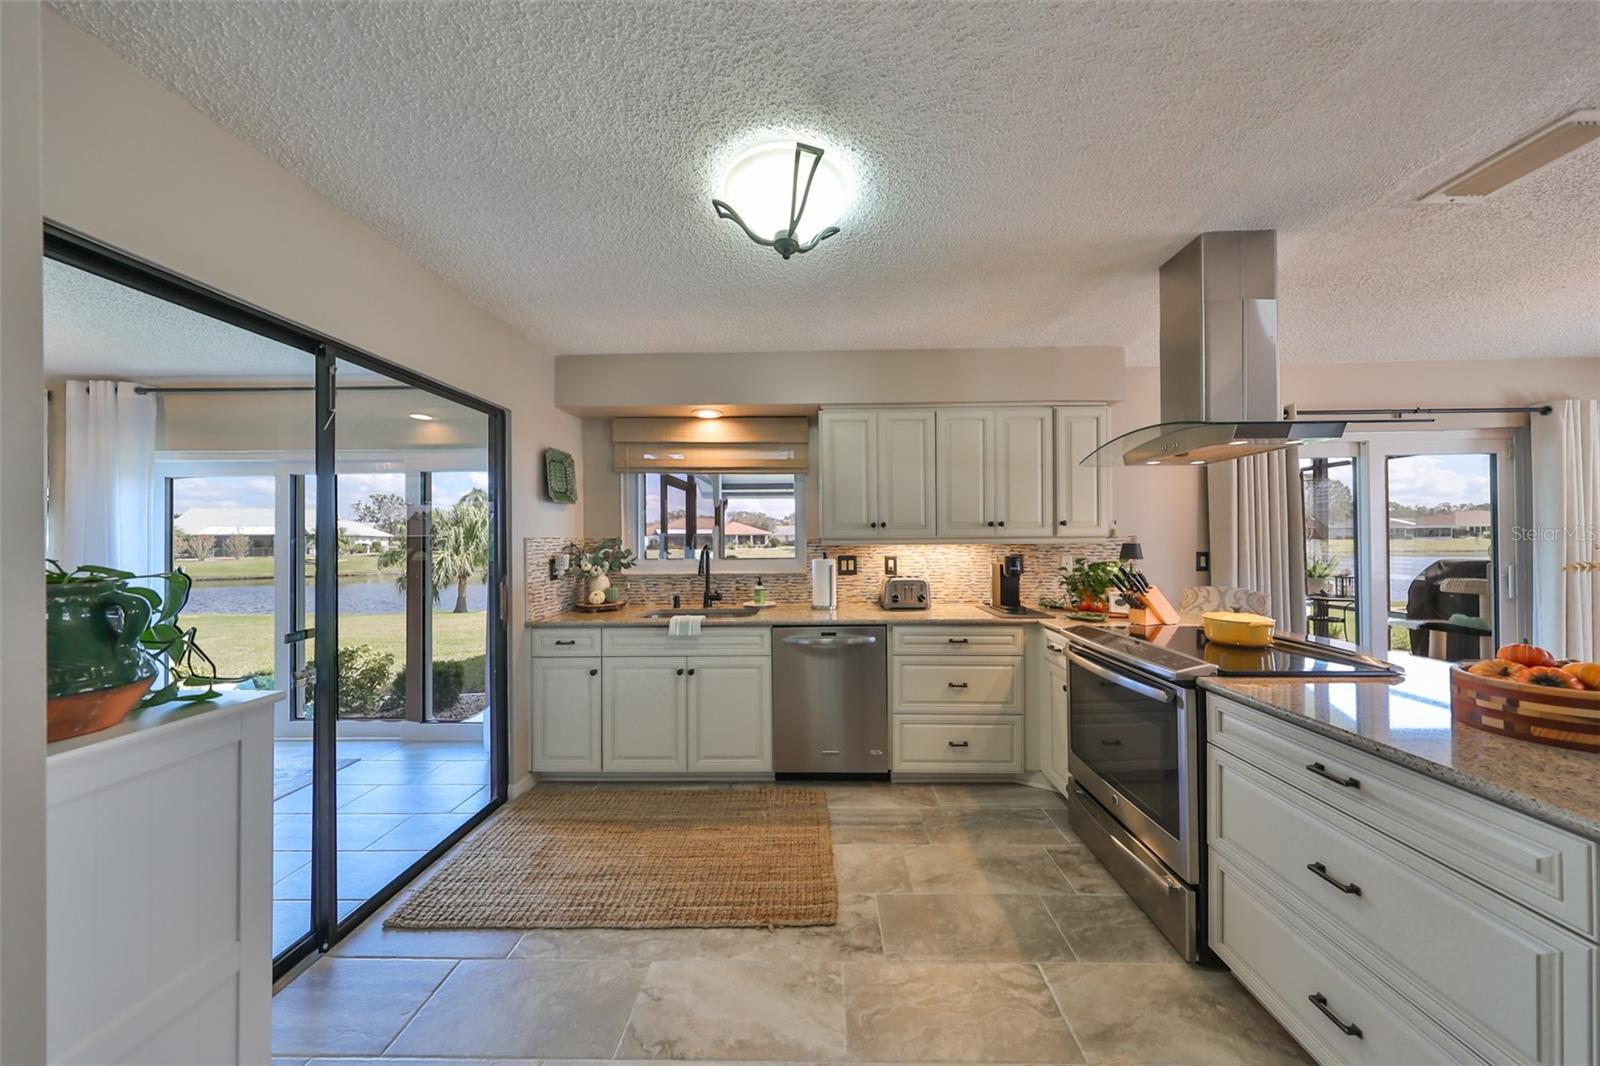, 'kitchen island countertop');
1202,653,1600,843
